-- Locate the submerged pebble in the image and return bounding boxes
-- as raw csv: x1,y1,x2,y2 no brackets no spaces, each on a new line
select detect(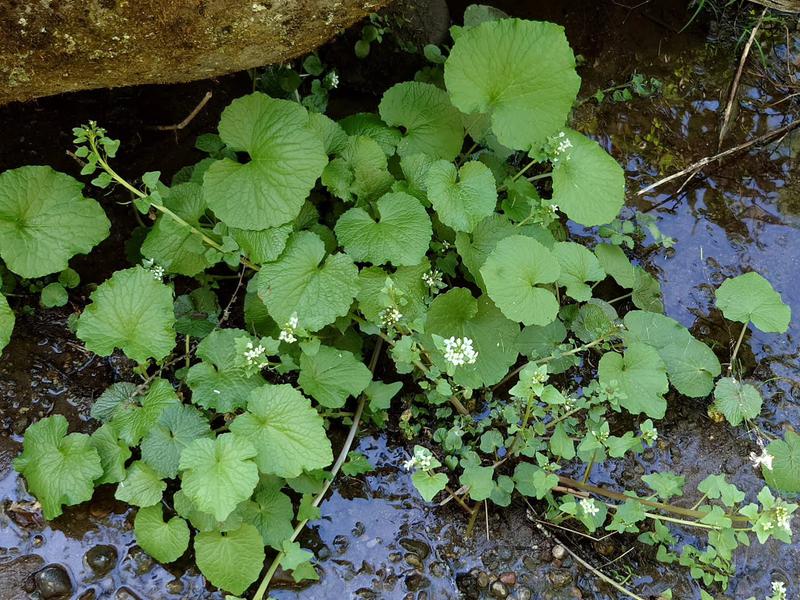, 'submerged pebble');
85,544,118,576
34,564,73,598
